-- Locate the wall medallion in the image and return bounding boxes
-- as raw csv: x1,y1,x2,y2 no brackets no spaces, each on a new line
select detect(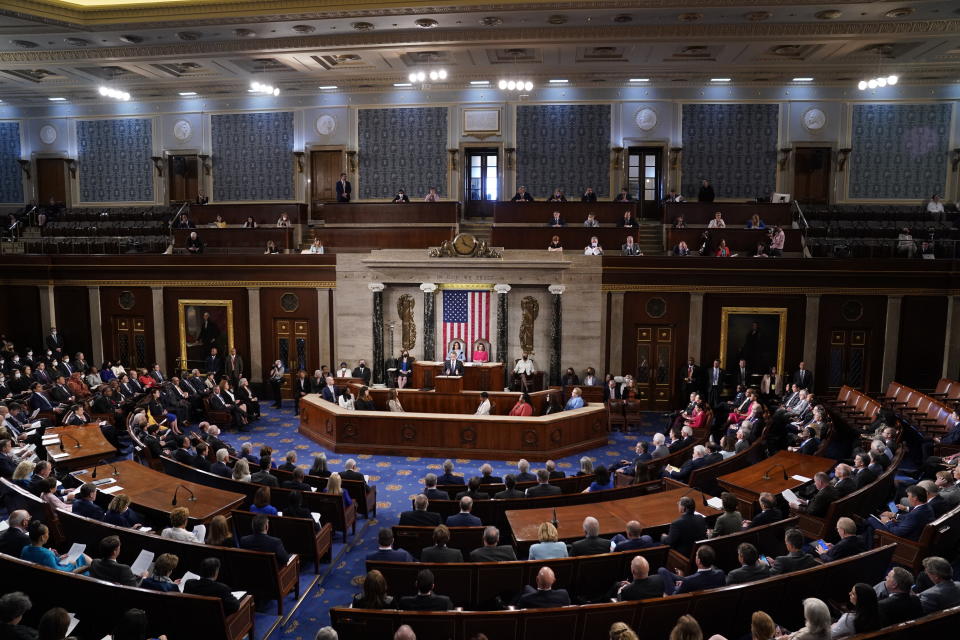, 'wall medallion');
634,107,658,131
316,114,336,136
118,290,136,310
801,108,827,132
280,292,300,312
39,124,57,145
172,119,192,141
